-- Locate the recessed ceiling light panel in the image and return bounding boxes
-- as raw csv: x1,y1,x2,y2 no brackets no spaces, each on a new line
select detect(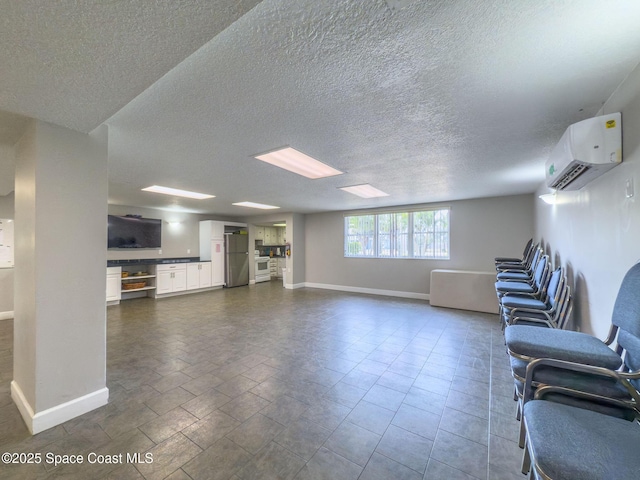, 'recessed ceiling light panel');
232,201,280,210
339,184,390,198
142,185,215,199
254,147,343,179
